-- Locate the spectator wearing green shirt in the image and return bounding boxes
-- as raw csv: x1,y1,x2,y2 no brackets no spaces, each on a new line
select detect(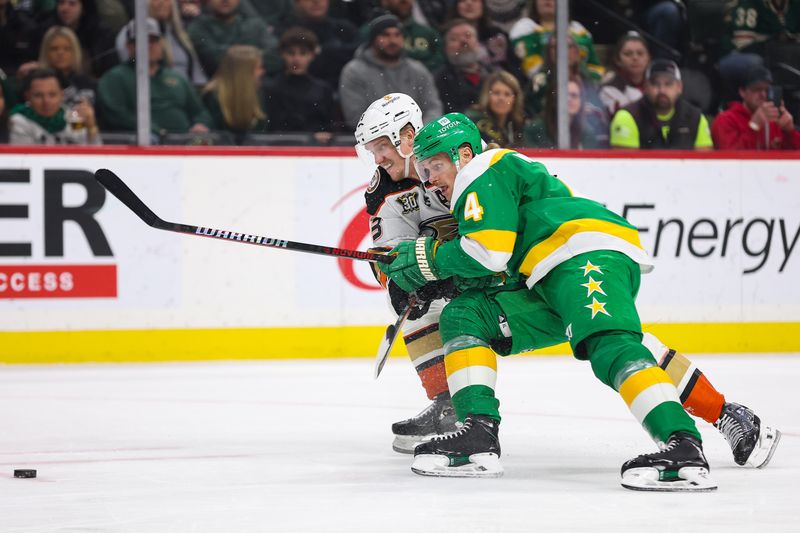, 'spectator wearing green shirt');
98,18,213,135
360,0,444,72
719,0,799,105
609,59,712,150
509,0,604,82
281,0,361,91
201,44,267,143
186,0,280,77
